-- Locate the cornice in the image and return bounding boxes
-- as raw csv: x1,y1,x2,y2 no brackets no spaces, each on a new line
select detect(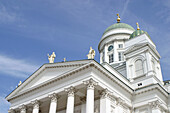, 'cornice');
135,84,168,97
